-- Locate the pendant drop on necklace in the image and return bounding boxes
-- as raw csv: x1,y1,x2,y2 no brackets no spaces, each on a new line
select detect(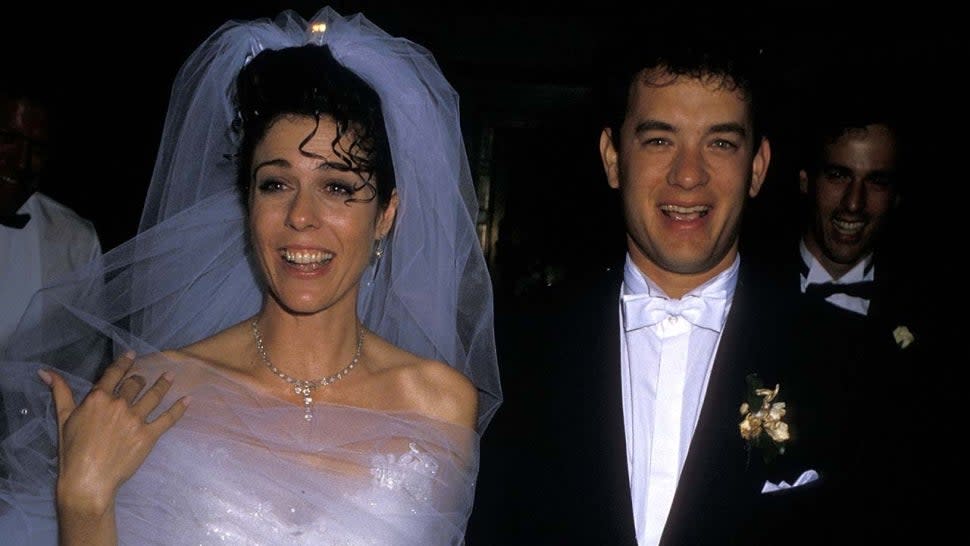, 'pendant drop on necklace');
251,318,364,423
300,384,314,420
